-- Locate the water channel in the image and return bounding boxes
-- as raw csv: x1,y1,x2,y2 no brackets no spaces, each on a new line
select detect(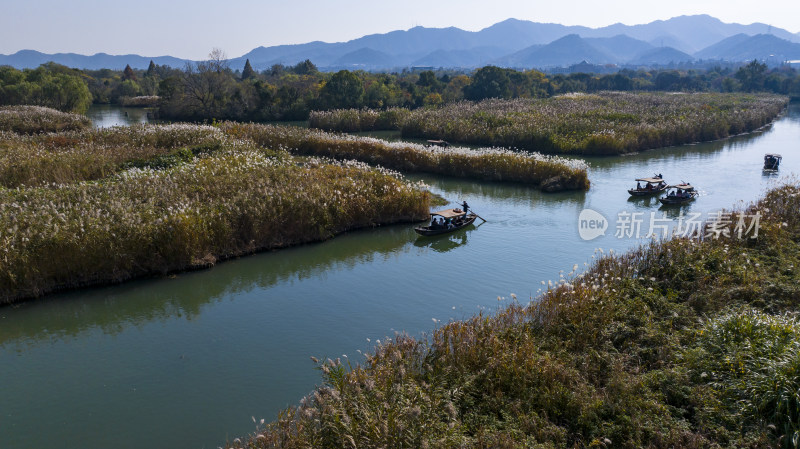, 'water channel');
1,104,799,448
